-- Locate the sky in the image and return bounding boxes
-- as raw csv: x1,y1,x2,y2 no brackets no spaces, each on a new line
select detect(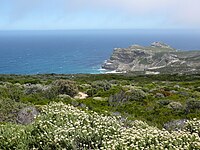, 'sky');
0,0,200,30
